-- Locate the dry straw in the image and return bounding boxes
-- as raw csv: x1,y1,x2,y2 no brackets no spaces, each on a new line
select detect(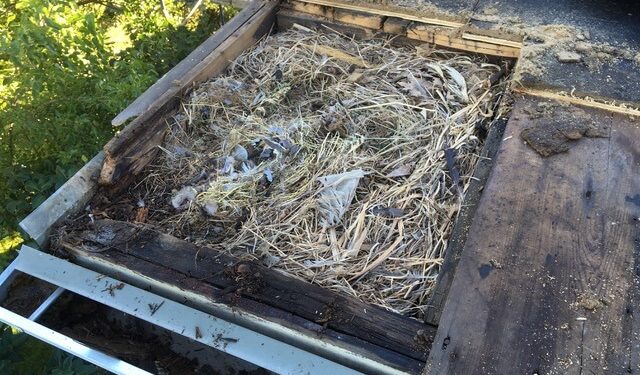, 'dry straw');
138,26,503,318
